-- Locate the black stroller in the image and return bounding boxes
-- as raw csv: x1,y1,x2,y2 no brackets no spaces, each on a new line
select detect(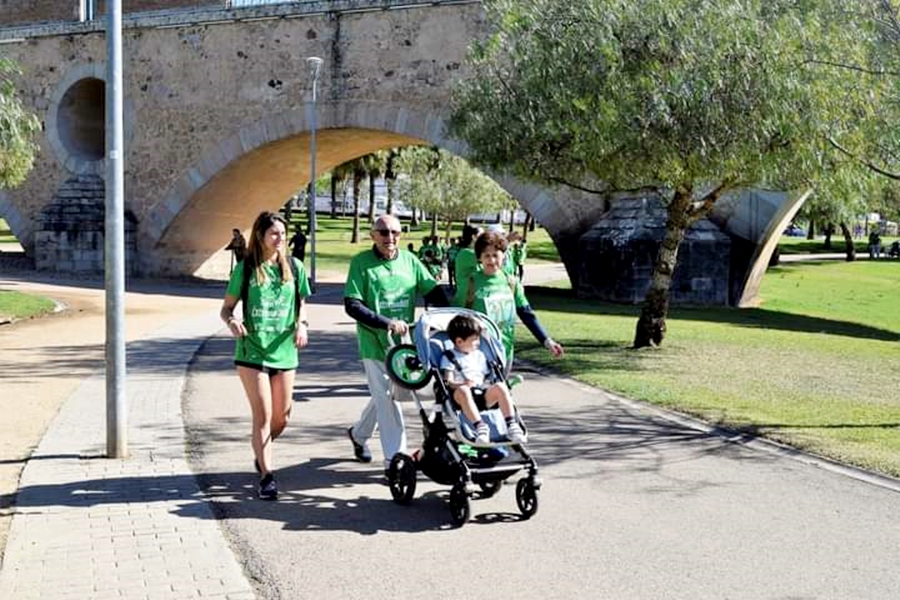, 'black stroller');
384,307,541,527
